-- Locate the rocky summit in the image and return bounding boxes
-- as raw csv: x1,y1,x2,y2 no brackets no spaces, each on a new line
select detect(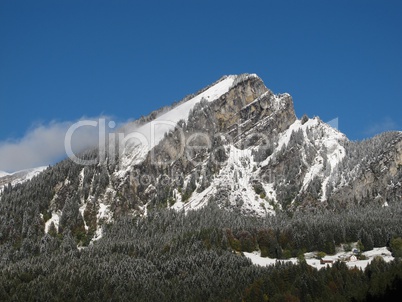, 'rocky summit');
103,73,402,218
